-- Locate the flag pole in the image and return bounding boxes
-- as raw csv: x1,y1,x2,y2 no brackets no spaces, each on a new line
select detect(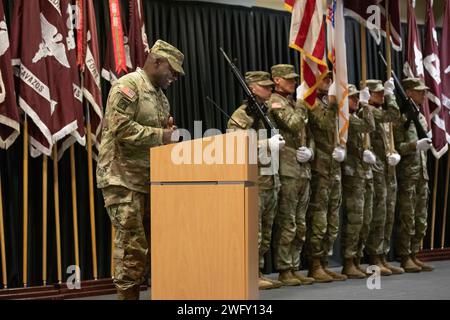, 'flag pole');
0,173,7,288
53,145,62,284
441,155,450,248
22,115,28,288
430,158,439,249
85,102,98,281
42,155,48,286
385,0,395,156
70,145,80,270
361,22,371,150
